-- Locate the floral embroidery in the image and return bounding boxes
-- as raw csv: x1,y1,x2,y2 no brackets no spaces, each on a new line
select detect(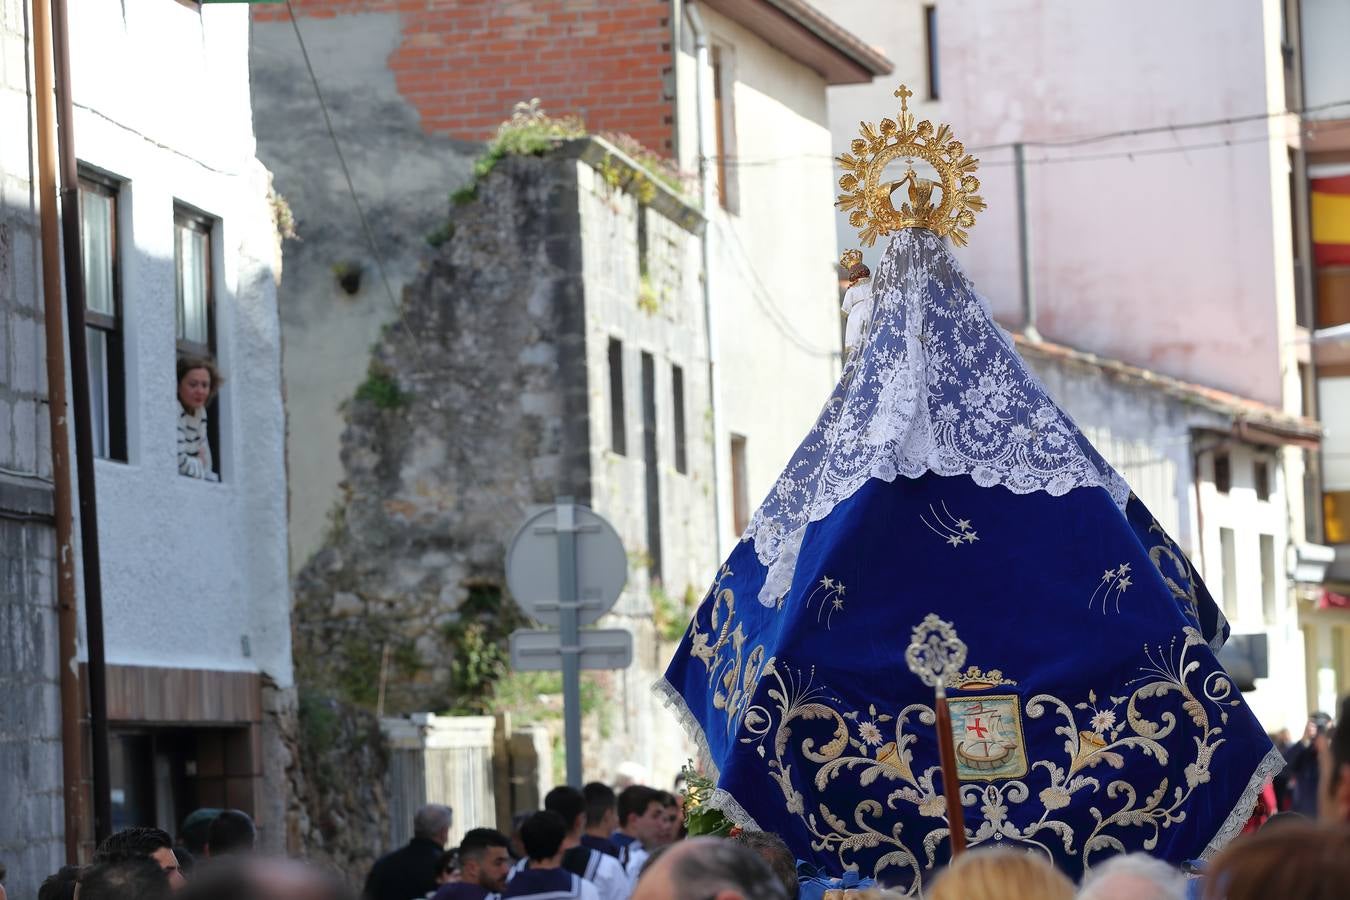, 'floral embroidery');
731,626,1244,895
